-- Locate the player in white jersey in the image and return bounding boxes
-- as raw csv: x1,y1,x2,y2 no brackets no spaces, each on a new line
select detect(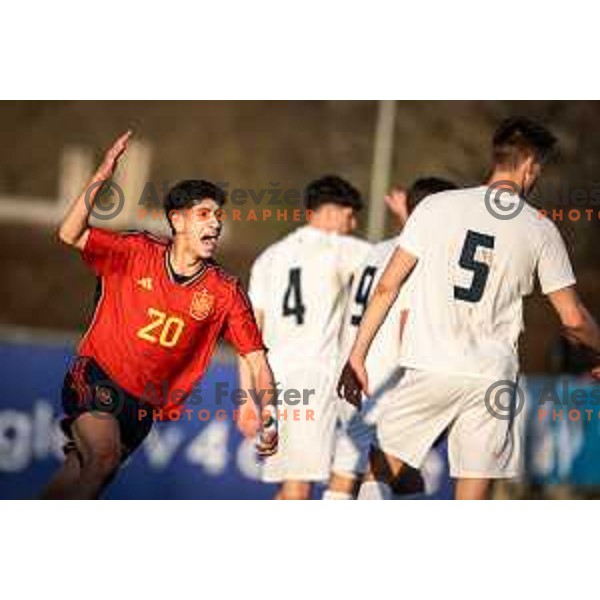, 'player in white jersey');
241,176,372,499
338,117,600,500
325,178,458,500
